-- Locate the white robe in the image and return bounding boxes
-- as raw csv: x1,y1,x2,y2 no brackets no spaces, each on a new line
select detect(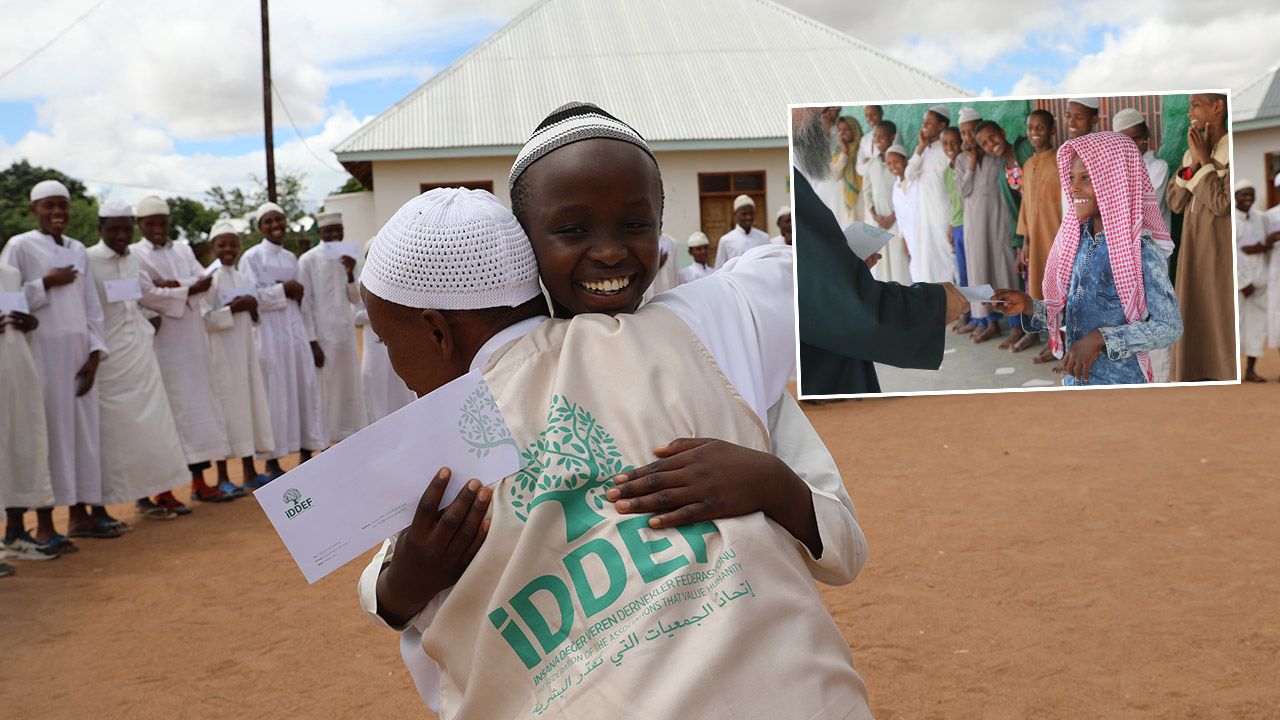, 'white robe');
1260,207,1280,351
891,176,919,284
0,230,105,506
0,264,53,509
865,156,911,285
202,263,276,459
239,240,327,459
298,244,367,443
354,308,416,422
133,240,230,465
905,139,958,283
715,225,770,267
1144,150,1172,234
86,243,188,502
677,261,714,285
